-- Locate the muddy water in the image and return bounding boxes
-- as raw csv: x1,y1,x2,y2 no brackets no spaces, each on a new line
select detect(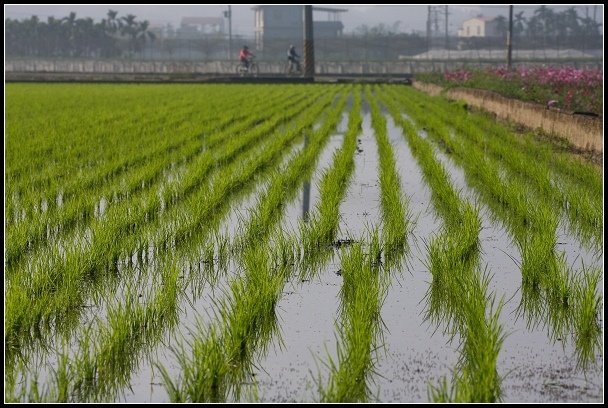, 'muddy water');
336,110,382,239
